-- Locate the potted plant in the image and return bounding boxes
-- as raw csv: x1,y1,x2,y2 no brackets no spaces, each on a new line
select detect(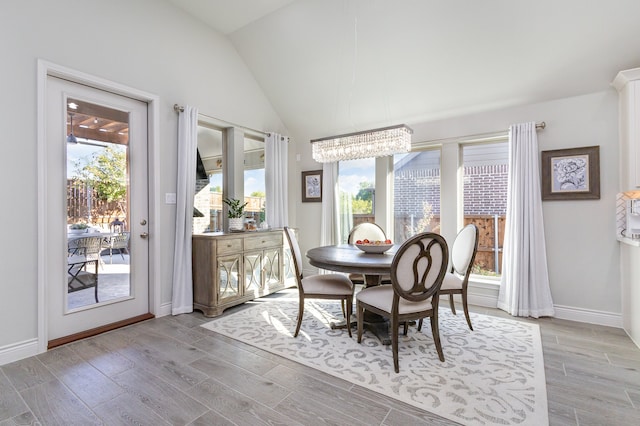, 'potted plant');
69,223,90,234
223,198,248,231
